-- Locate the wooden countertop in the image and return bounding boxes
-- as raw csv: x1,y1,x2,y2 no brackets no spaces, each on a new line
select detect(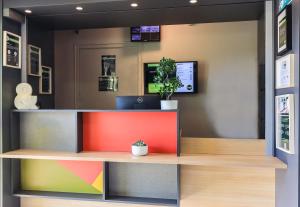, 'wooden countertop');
0,149,178,164
0,149,287,169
